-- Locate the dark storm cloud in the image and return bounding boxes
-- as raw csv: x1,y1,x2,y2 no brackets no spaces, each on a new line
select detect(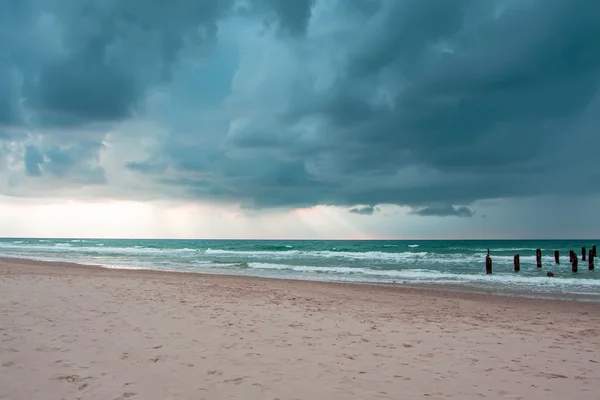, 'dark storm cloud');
33,46,138,122
0,0,312,129
0,0,234,187
3,0,233,126
410,205,474,218
349,206,379,216
0,70,21,125
265,0,316,36
241,0,600,210
2,0,600,216
22,141,106,184
141,0,600,213
122,0,600,213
